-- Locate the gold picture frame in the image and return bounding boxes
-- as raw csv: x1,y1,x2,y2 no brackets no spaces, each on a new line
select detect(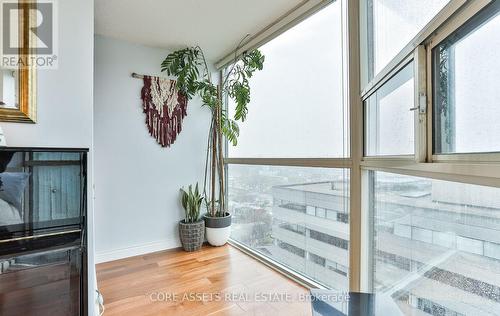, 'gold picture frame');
0,1,37,123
